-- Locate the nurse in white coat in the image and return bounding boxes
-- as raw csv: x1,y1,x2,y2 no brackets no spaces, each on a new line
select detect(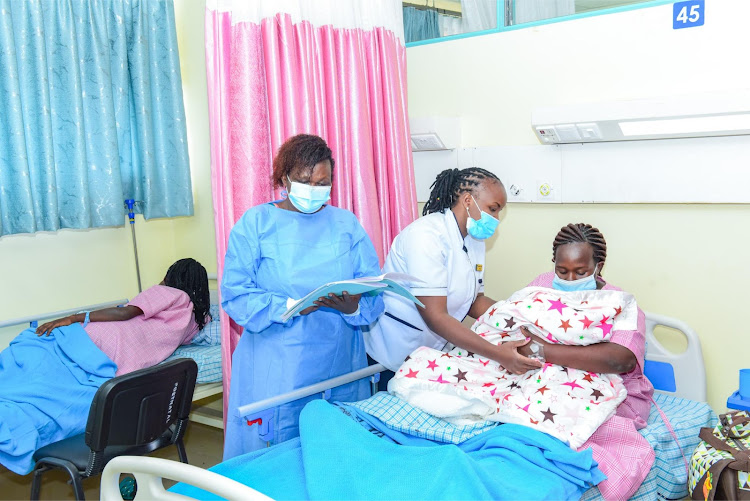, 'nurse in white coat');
365,168,541,381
